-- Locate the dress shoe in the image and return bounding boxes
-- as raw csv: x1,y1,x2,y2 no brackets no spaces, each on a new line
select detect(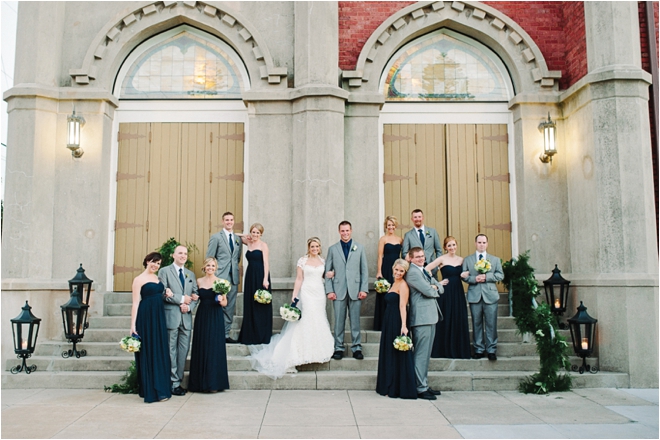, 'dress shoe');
332,350,344,360
472,352,485,359
487,353,497,361
417,390,437,400
427,387,441,396
352,350,364,360
225,337,238,344
171,386,186,396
